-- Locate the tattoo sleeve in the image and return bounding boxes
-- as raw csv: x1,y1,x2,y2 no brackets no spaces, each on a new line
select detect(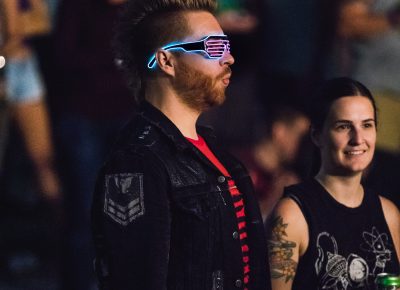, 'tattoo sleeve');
268,215,298,283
